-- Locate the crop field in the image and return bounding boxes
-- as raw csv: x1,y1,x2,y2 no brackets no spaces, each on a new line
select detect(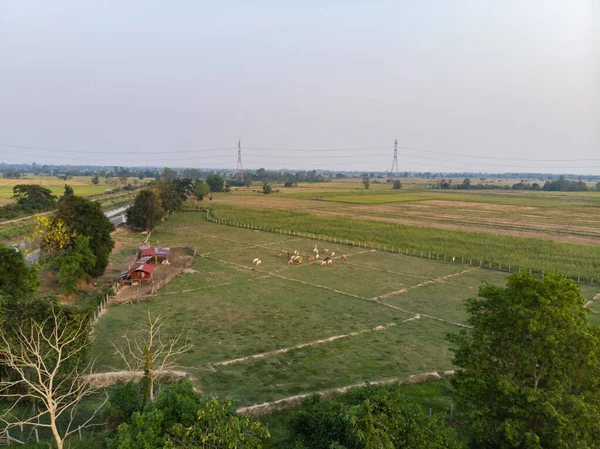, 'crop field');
92,213,600,407
206,204,600,280
0,175,138,200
